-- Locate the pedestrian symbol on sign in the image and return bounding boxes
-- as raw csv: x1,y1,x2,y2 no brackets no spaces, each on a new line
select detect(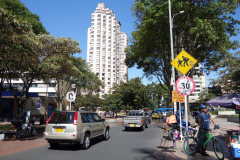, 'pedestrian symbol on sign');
177,56,190,68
